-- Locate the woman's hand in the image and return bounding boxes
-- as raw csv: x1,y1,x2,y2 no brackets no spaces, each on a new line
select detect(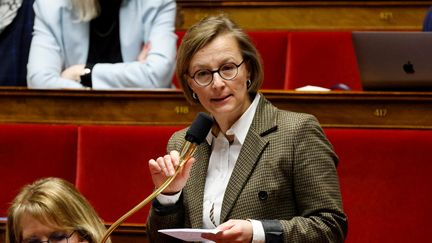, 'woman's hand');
202,219,253,243
148,150,195,194
138,42,151,62
61,64,85,82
